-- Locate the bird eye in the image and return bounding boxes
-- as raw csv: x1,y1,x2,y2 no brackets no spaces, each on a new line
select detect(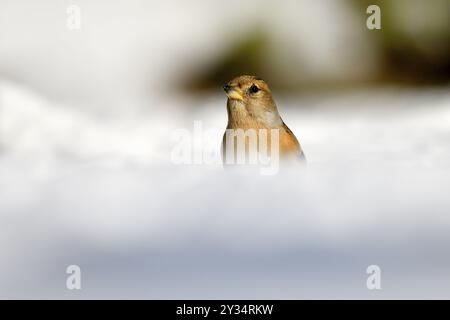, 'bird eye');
249,84,259,94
